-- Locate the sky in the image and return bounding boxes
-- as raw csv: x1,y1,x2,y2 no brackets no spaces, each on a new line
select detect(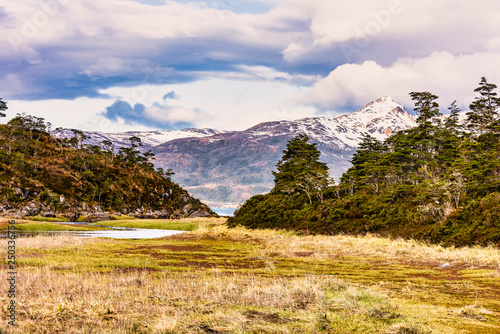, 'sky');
1,0,500,132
